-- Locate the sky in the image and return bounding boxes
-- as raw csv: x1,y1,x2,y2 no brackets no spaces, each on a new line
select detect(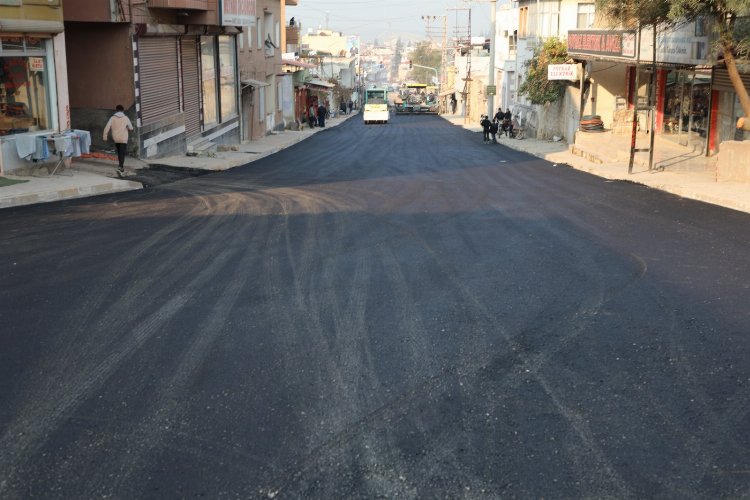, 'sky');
287,0,494,44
